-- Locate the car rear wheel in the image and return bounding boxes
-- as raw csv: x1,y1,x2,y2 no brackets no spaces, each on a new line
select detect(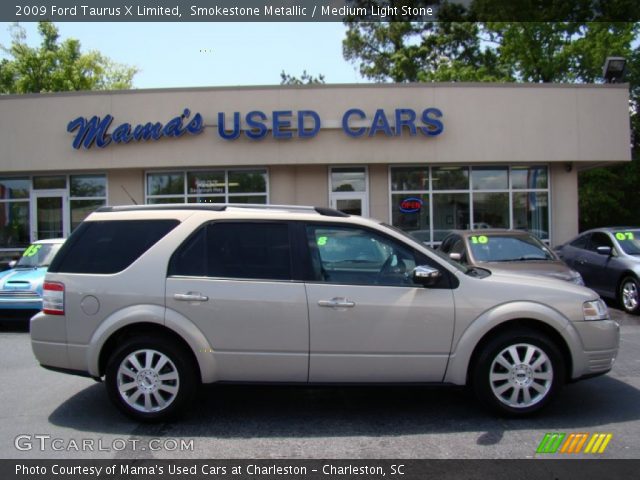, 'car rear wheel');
105,335,197,422
619,276,640,315
472,329,565,416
